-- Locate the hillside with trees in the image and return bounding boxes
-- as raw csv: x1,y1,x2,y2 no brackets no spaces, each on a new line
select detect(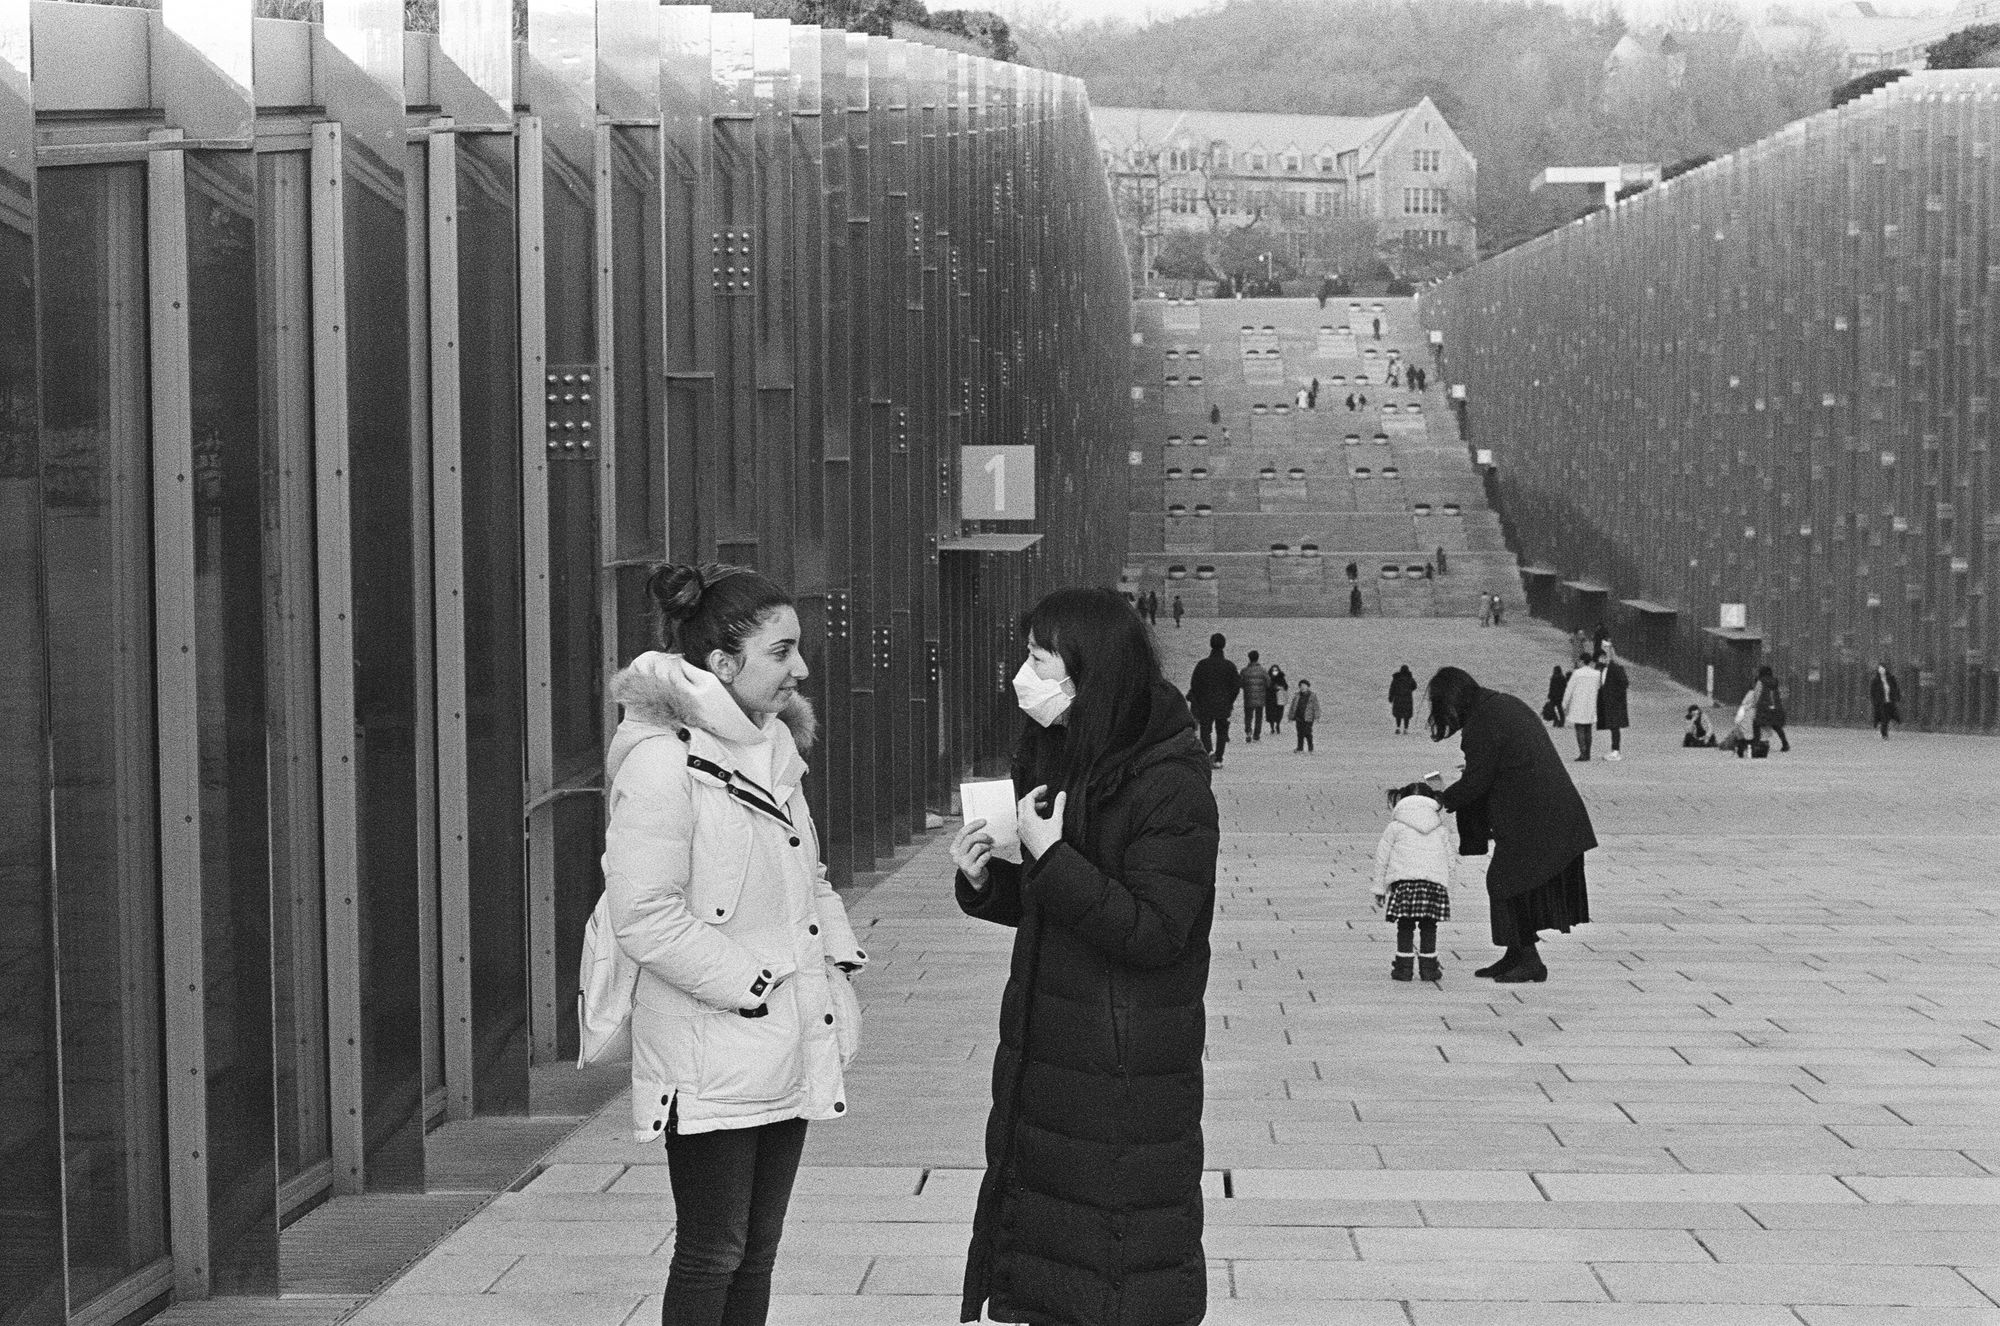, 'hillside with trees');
1023,0,1848,257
